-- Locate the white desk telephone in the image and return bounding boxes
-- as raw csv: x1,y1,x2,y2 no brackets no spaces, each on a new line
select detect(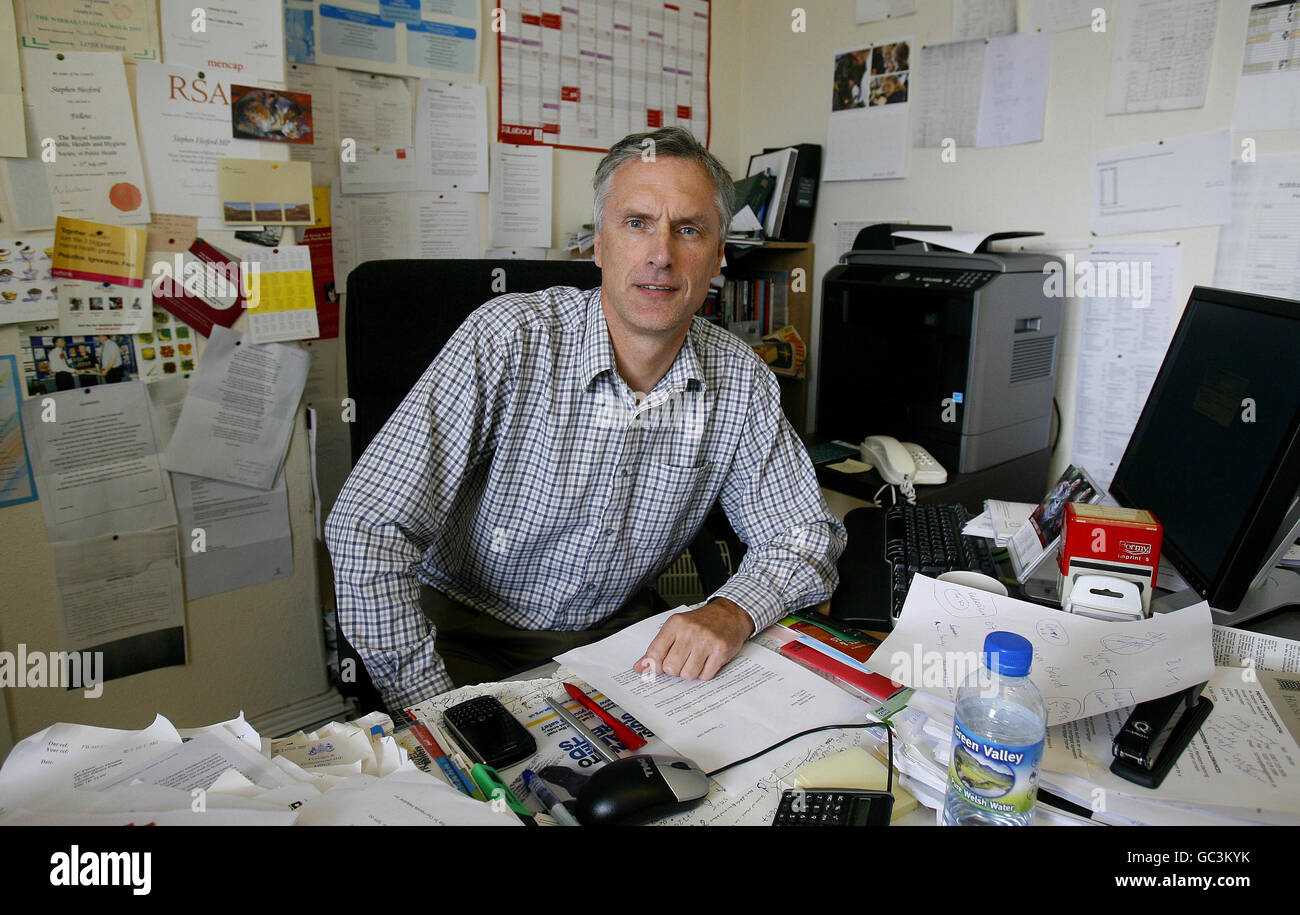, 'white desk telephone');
859,435,948,486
